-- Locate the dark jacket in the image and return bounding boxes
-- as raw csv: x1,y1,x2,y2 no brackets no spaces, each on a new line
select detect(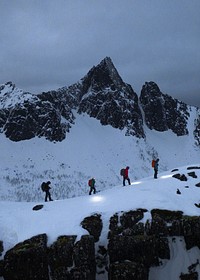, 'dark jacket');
154,160,159,171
